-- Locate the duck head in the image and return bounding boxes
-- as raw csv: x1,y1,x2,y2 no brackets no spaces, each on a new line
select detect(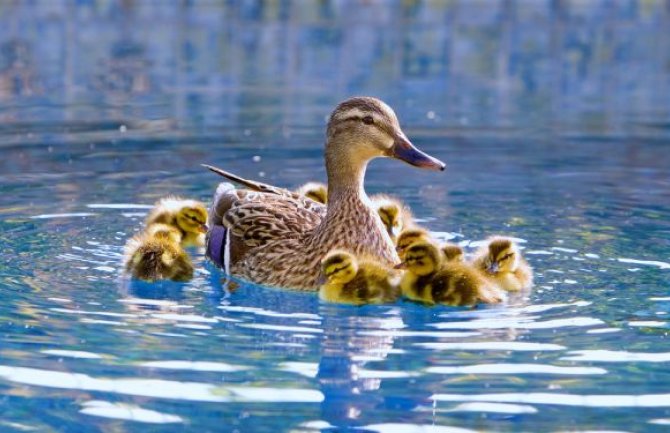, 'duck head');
325,97,445,176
